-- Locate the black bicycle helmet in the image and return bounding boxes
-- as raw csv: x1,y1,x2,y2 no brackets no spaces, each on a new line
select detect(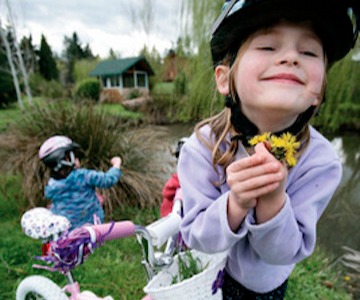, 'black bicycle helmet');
211,0,360,66
175,137,188,159
39,135,80,172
